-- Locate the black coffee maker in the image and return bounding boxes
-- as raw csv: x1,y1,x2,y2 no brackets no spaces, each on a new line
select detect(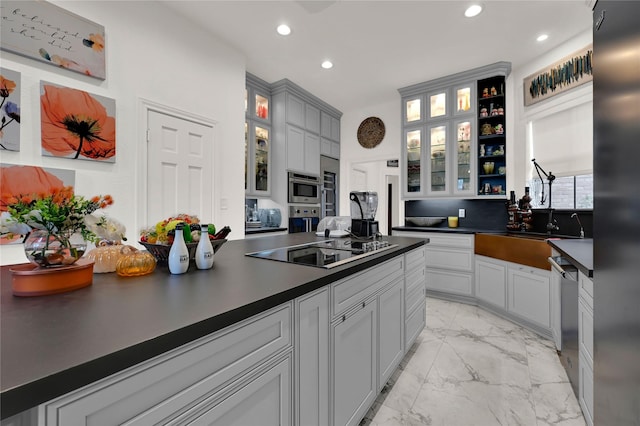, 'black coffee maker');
350,191,379,237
